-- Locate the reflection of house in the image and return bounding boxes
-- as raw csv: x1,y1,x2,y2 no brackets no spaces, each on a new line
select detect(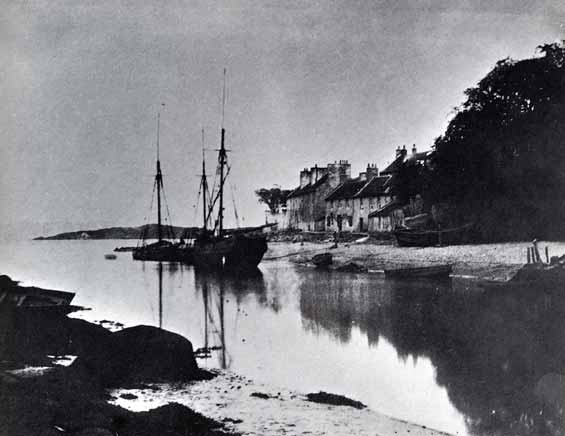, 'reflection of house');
287,161,350,231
